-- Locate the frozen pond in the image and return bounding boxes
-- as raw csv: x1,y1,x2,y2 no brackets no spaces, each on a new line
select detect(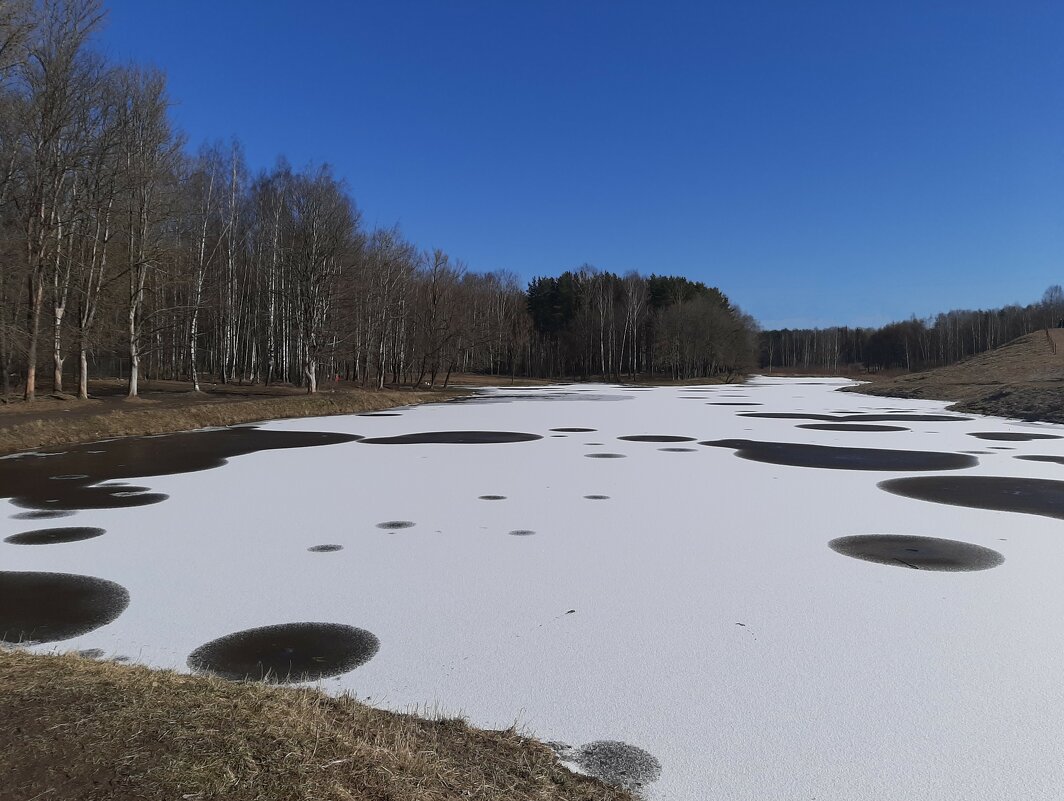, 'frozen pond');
5,376,1064,798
